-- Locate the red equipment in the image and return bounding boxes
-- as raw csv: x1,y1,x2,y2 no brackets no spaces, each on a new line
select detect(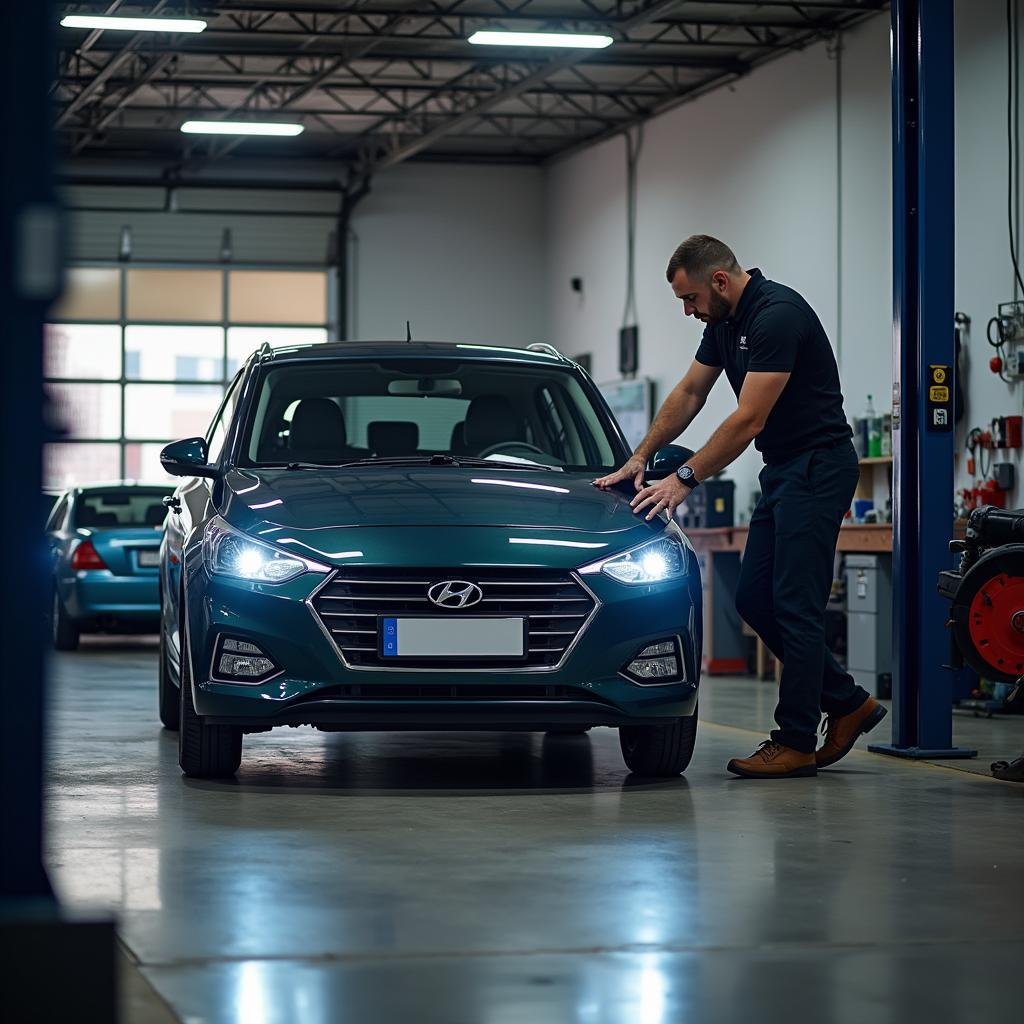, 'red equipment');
939,506,1024,683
